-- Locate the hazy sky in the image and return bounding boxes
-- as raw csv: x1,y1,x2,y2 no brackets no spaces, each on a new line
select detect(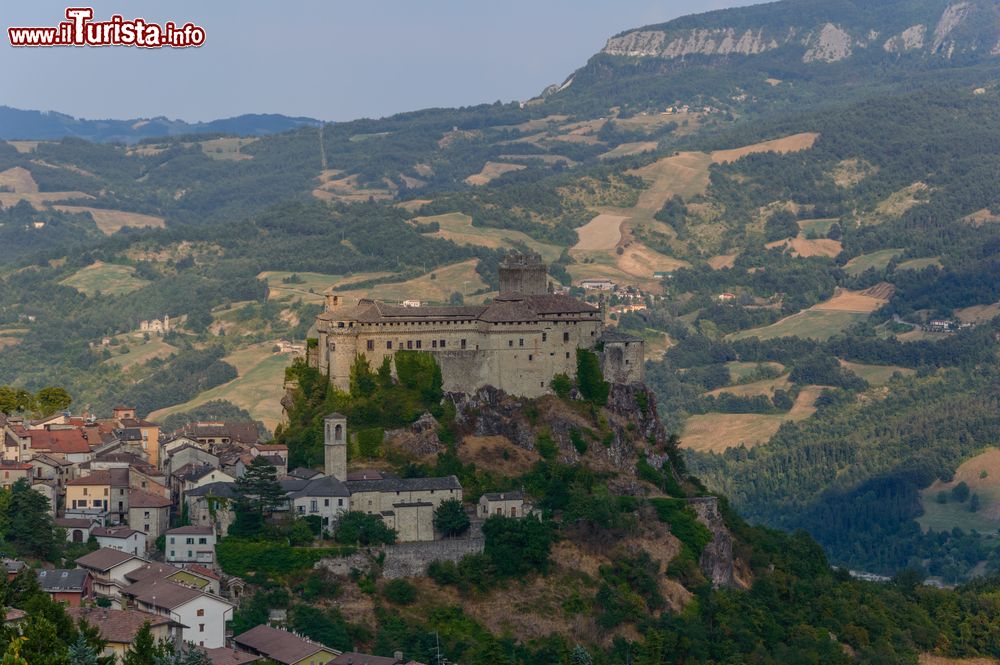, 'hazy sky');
4,1,751,122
